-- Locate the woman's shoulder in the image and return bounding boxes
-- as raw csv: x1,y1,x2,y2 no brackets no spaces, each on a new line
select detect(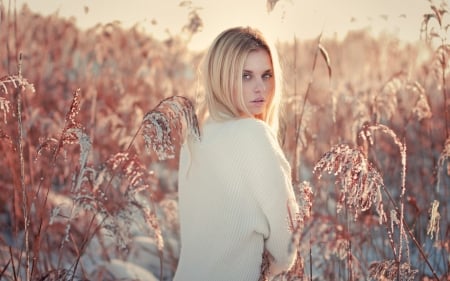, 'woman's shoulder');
230,118,273,134
235,118,276,140
202,117,277,146
205,117,271,133
232,118,291,171
226,118,280,151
